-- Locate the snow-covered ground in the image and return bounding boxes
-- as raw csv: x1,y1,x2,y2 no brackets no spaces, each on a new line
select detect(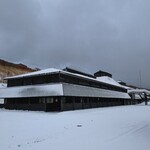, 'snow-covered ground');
0,83,7,88
0,104,150,150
